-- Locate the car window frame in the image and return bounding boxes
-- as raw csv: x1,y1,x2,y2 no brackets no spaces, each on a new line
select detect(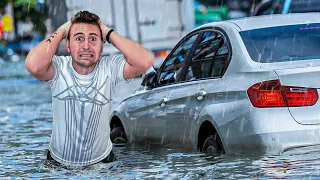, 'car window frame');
155,31,202,88
179,27,232,83
183,30,224,81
